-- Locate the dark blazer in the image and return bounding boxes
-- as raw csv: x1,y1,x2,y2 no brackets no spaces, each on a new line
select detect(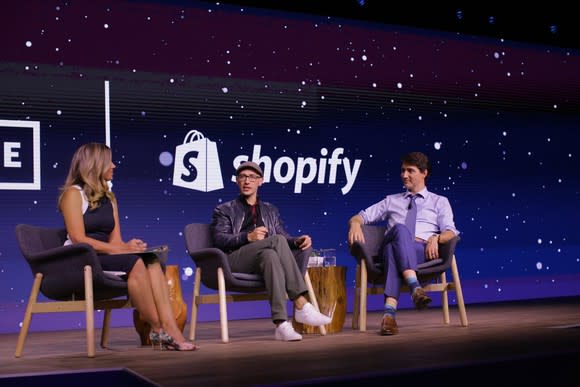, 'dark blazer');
210,196,298,253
